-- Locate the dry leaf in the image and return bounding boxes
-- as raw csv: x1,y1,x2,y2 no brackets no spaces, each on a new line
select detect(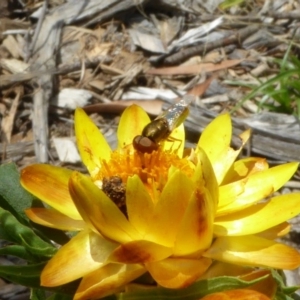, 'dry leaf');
147,59,243,75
